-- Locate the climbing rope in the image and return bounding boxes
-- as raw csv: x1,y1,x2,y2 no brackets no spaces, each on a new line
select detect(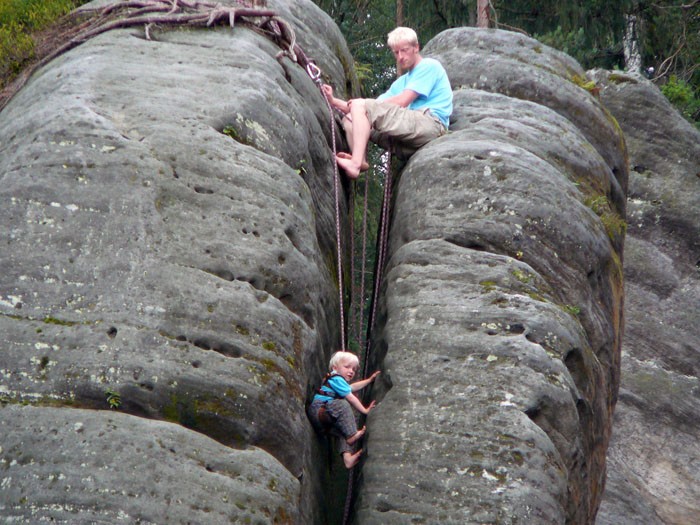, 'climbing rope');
348,185,357,342
347,173,370,351
305,62,347,352
363,155,392,379
358,172,371,348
